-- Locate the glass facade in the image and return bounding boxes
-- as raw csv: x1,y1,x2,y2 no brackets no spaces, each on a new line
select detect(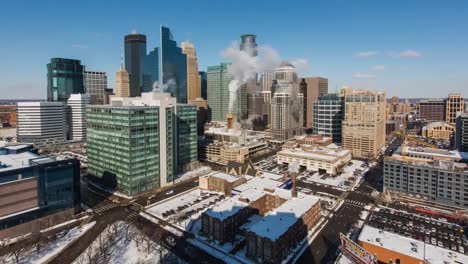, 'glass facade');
176,104,198,172
313,94,344,143
199,71,207,100
47,58,85,102
0,158,80,230
124,34,147,97
142,47,159,93
160,27,187,103
87,106,161,195
207,63,231,121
